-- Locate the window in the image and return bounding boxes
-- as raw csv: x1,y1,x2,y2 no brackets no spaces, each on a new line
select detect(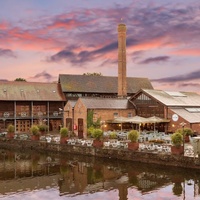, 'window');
128,113,132,118
113,113,118,118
